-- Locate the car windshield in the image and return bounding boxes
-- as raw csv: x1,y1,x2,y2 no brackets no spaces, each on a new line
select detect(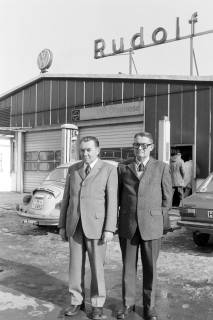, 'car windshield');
45,167,68,182
197,174,213,193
